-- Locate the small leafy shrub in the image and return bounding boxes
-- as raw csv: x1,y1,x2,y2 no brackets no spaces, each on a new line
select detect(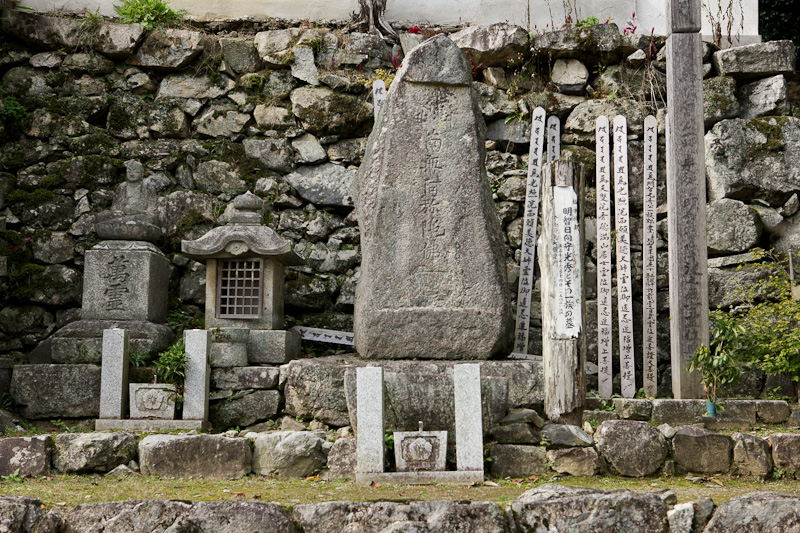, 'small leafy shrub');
357,68,396,89
0,87,27,123
575,15,600,28
689,306,745,403
113,0,184,30
155,340,187,391
129,351,152,367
